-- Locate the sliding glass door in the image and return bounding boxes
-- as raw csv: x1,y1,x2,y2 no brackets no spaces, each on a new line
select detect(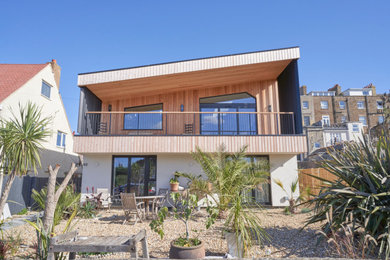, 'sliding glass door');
112,156,157,198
